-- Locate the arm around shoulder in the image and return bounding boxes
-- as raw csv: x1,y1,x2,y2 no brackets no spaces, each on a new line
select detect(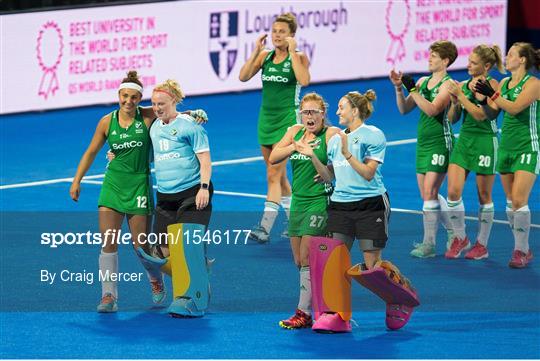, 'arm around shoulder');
140,107,157,127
